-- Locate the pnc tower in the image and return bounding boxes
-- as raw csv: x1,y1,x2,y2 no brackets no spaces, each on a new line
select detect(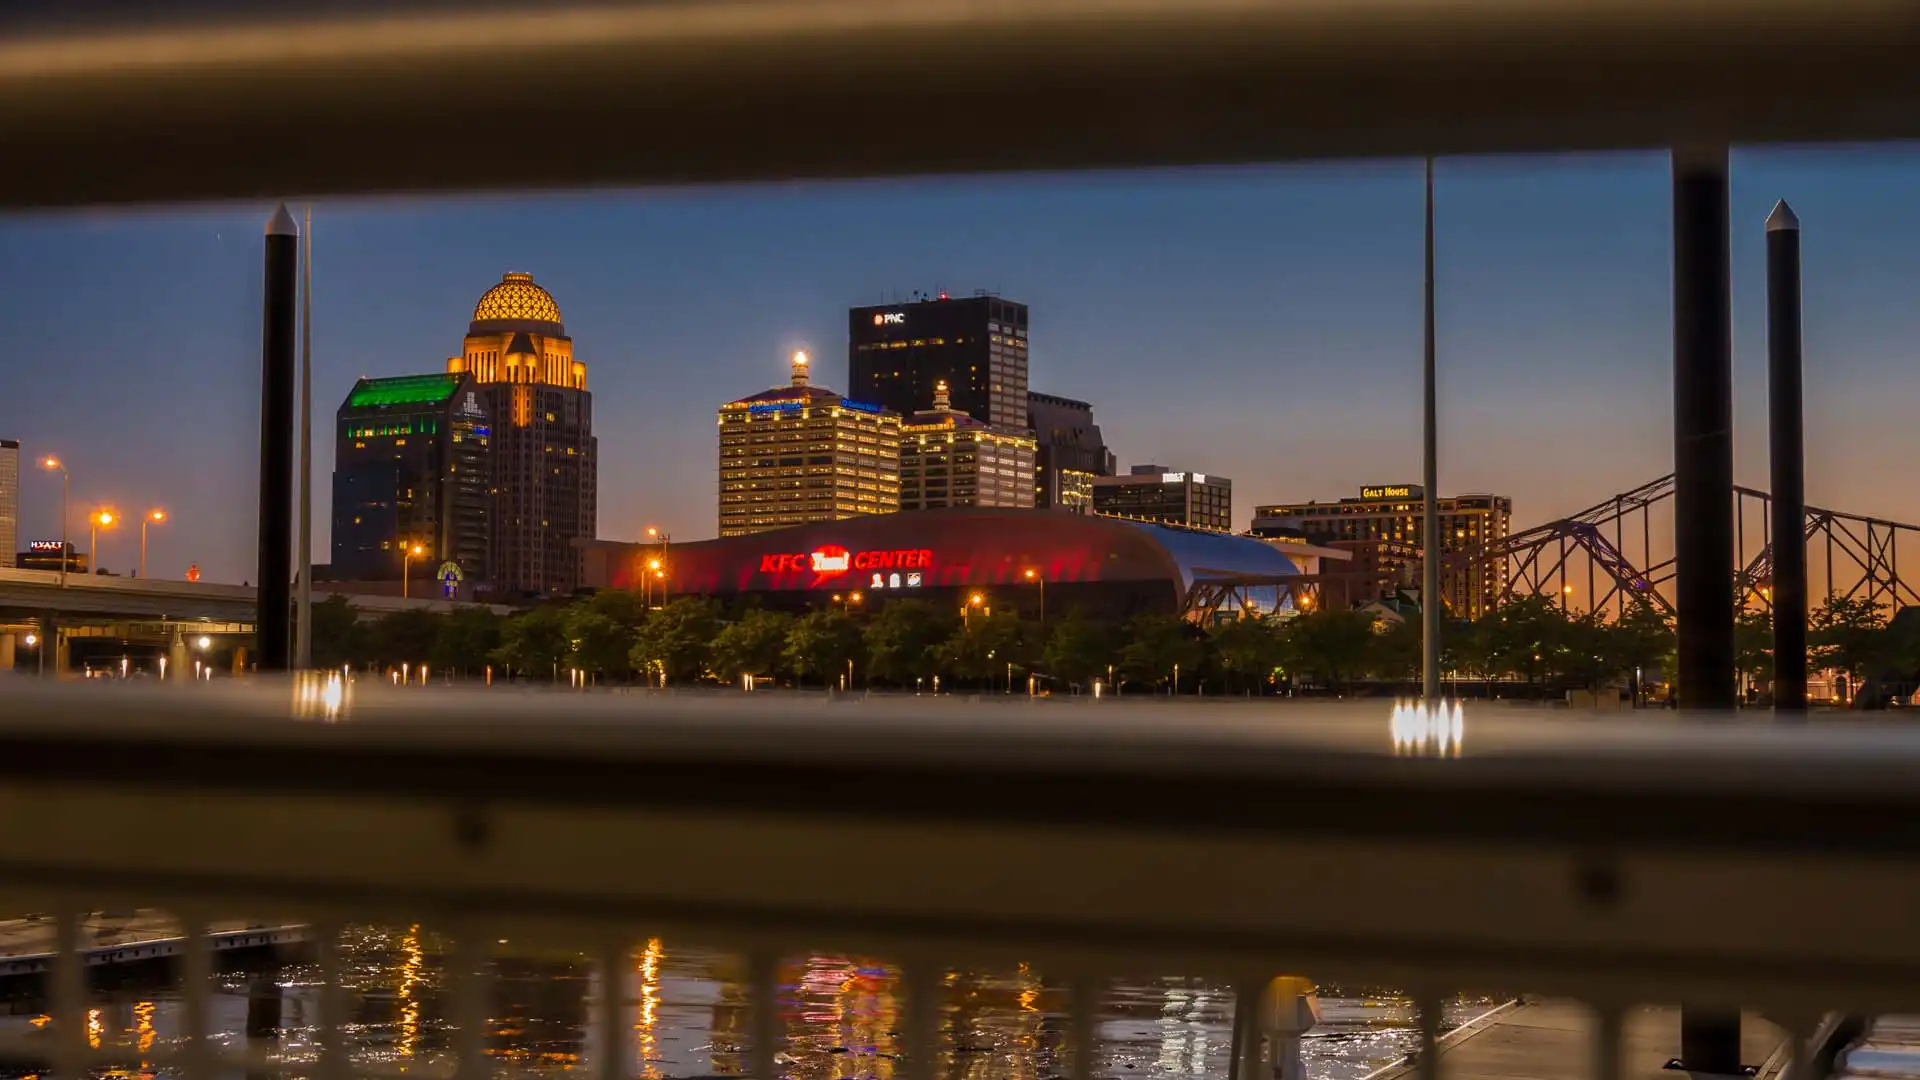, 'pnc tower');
848,293,1029,430
447,272,598,597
